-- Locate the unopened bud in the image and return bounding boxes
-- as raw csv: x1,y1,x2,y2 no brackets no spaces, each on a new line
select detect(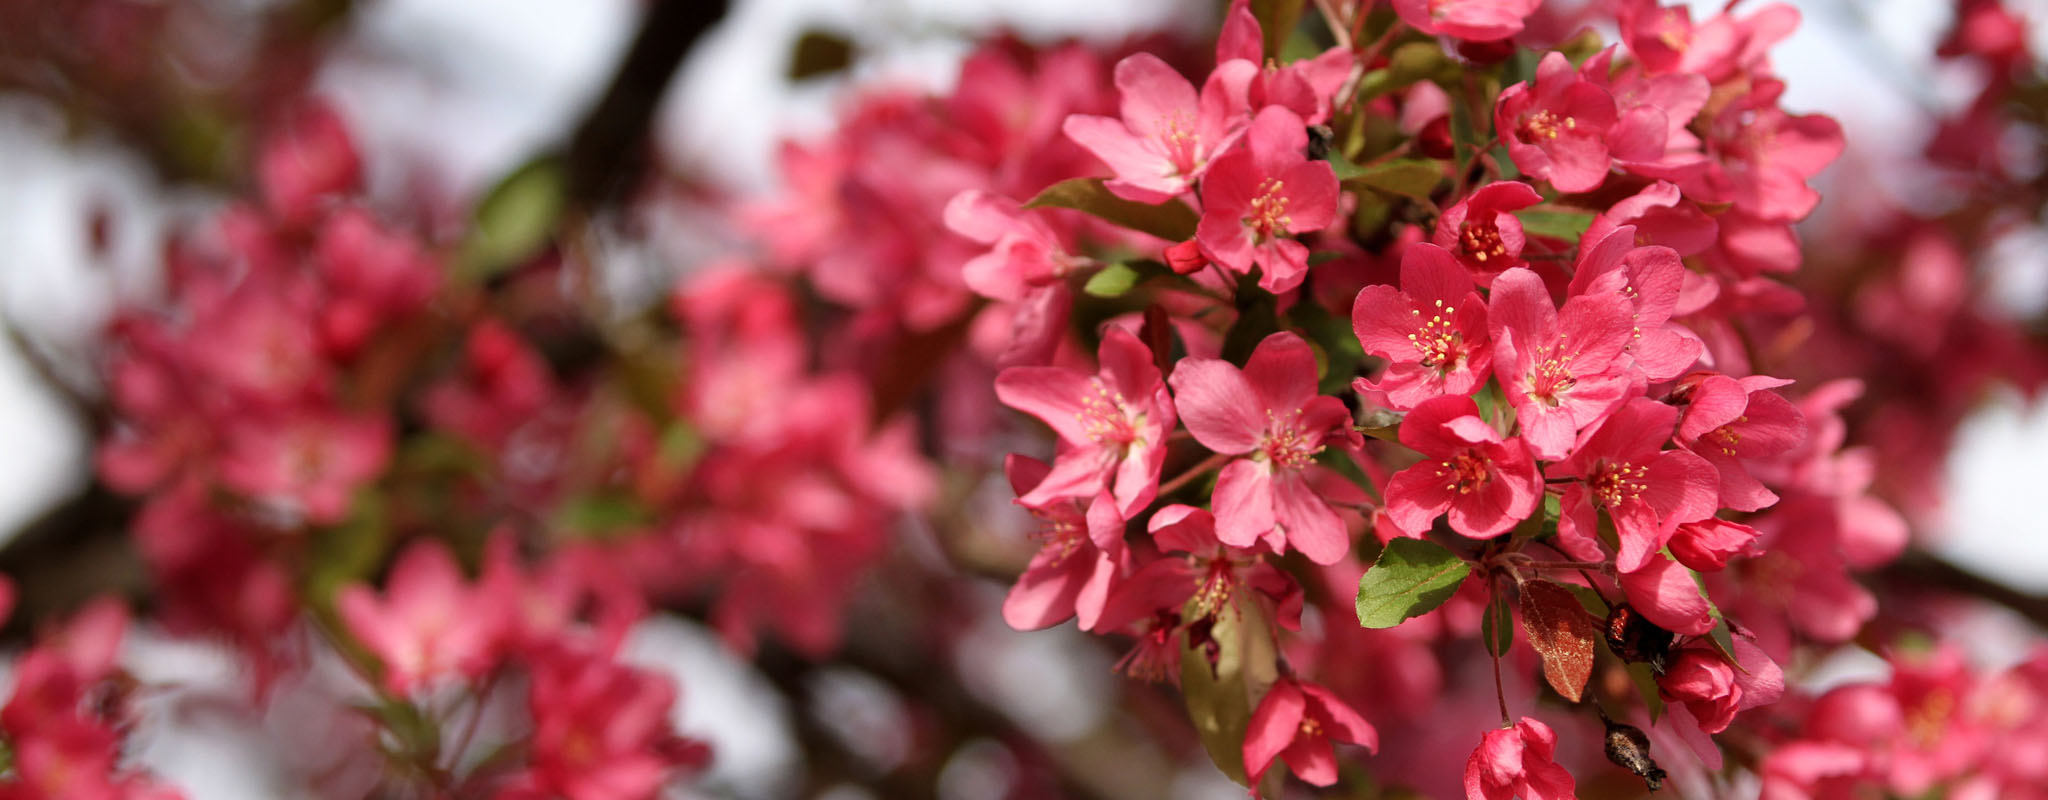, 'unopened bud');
1164,239,1209,275
1602,716,1668,792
